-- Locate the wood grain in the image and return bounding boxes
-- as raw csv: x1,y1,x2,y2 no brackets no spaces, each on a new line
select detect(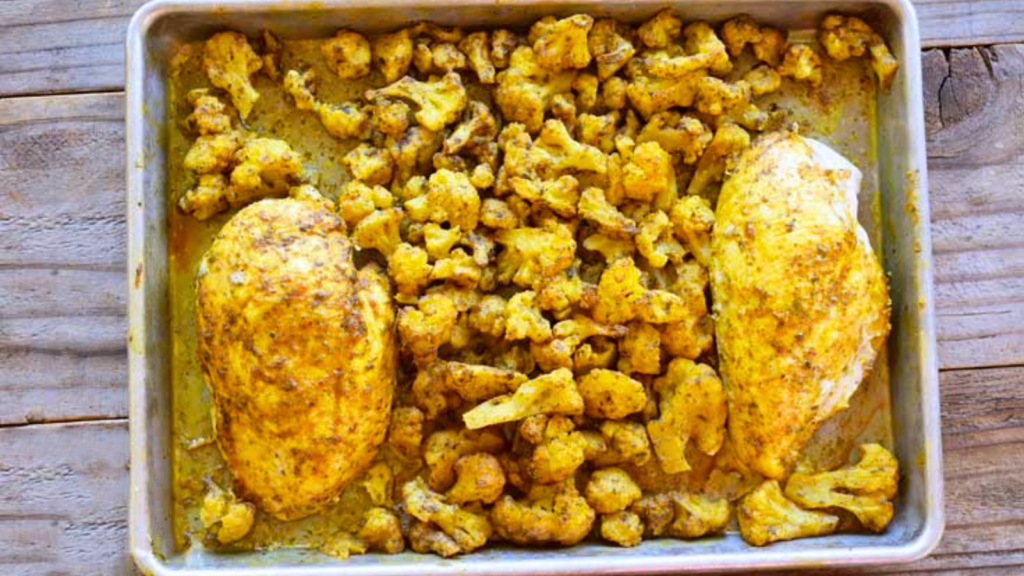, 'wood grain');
0,0,1022,97
923,44,1024,369
0,93,127,425
1,367,1019,575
